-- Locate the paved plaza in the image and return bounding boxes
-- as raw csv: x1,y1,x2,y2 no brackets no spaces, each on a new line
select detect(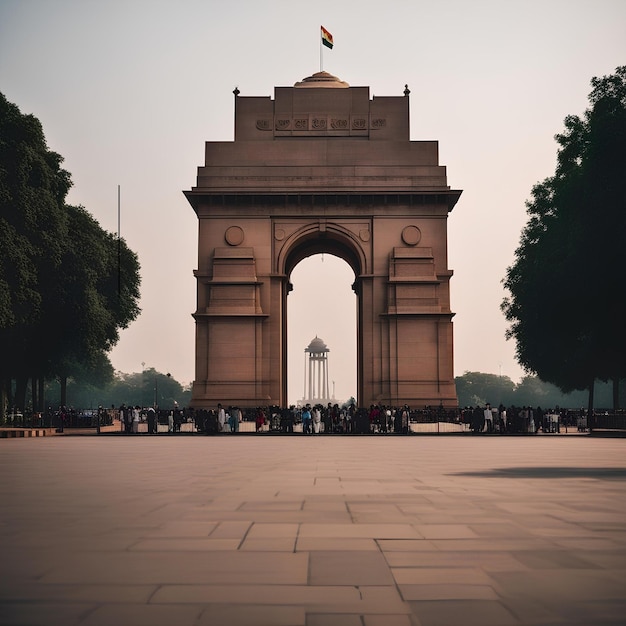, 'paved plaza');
1,434,625,626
